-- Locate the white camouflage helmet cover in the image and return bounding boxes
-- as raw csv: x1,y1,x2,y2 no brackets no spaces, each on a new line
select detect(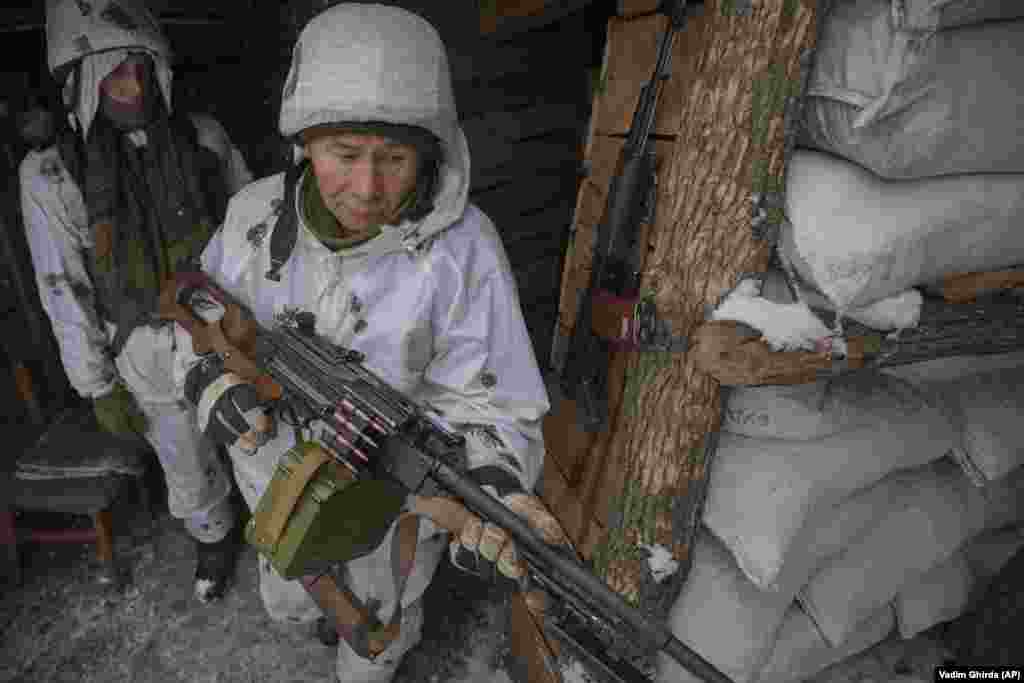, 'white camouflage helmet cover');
46,0,171,76
279,3,471,241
